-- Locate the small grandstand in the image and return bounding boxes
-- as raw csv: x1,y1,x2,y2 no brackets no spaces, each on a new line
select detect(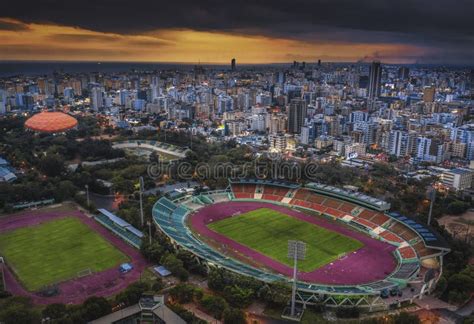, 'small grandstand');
152,179,450,311
112,140,189,161
95,209,144,249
